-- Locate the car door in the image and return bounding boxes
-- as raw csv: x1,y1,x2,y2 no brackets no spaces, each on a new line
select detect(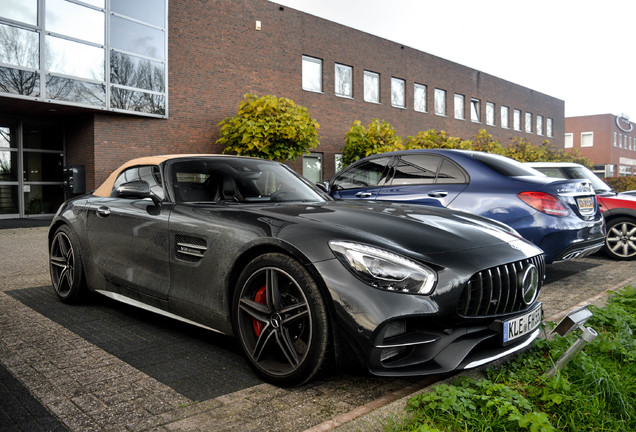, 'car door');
330,157,392,200
85,165,171,300
377,154,469,207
